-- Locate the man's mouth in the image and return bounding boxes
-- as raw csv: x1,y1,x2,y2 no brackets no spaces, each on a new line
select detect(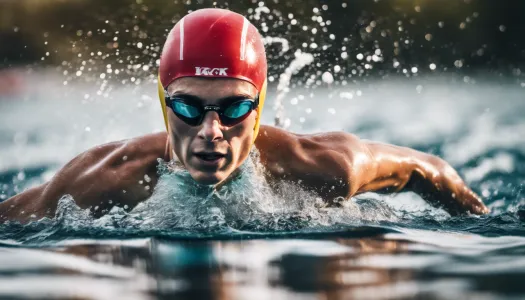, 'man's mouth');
194,152,226,162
